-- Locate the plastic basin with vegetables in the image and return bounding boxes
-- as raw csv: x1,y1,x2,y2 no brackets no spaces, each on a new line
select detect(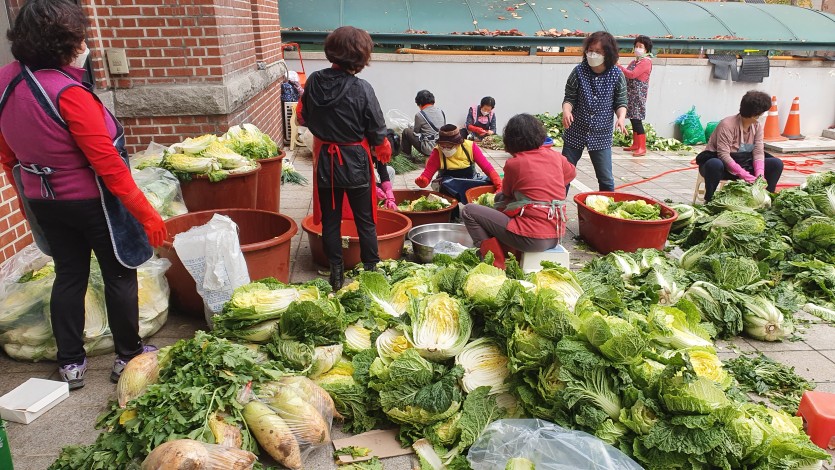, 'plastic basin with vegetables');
408,223,474,264
574,191,677,254
180,163,261,212
302,211,412,267
465,185,497,204
387,190,459,226
254,151,286,213
159,209,298,317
